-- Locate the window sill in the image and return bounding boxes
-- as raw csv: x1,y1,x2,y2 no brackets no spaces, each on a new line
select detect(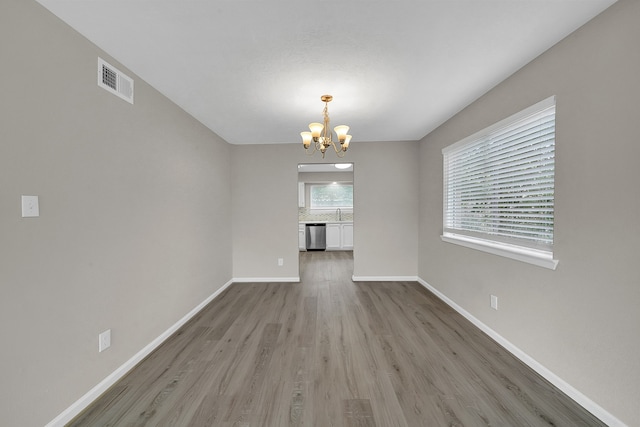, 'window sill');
441,233,558,270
